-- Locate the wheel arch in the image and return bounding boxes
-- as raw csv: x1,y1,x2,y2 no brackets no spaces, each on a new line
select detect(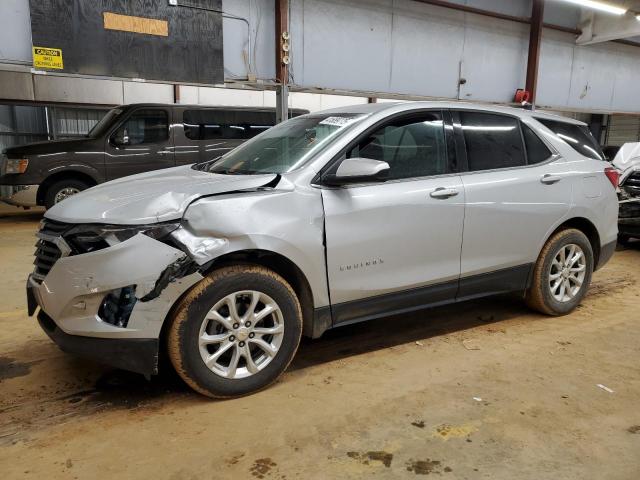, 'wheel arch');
37,170,99,205
544,217,601,268
160,249,317,346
